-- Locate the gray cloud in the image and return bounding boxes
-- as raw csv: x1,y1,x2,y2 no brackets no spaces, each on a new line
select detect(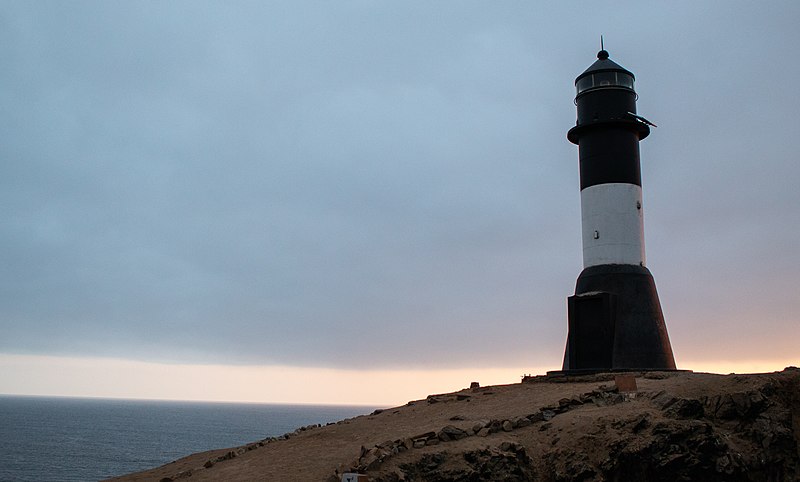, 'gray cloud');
1,1,798,368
